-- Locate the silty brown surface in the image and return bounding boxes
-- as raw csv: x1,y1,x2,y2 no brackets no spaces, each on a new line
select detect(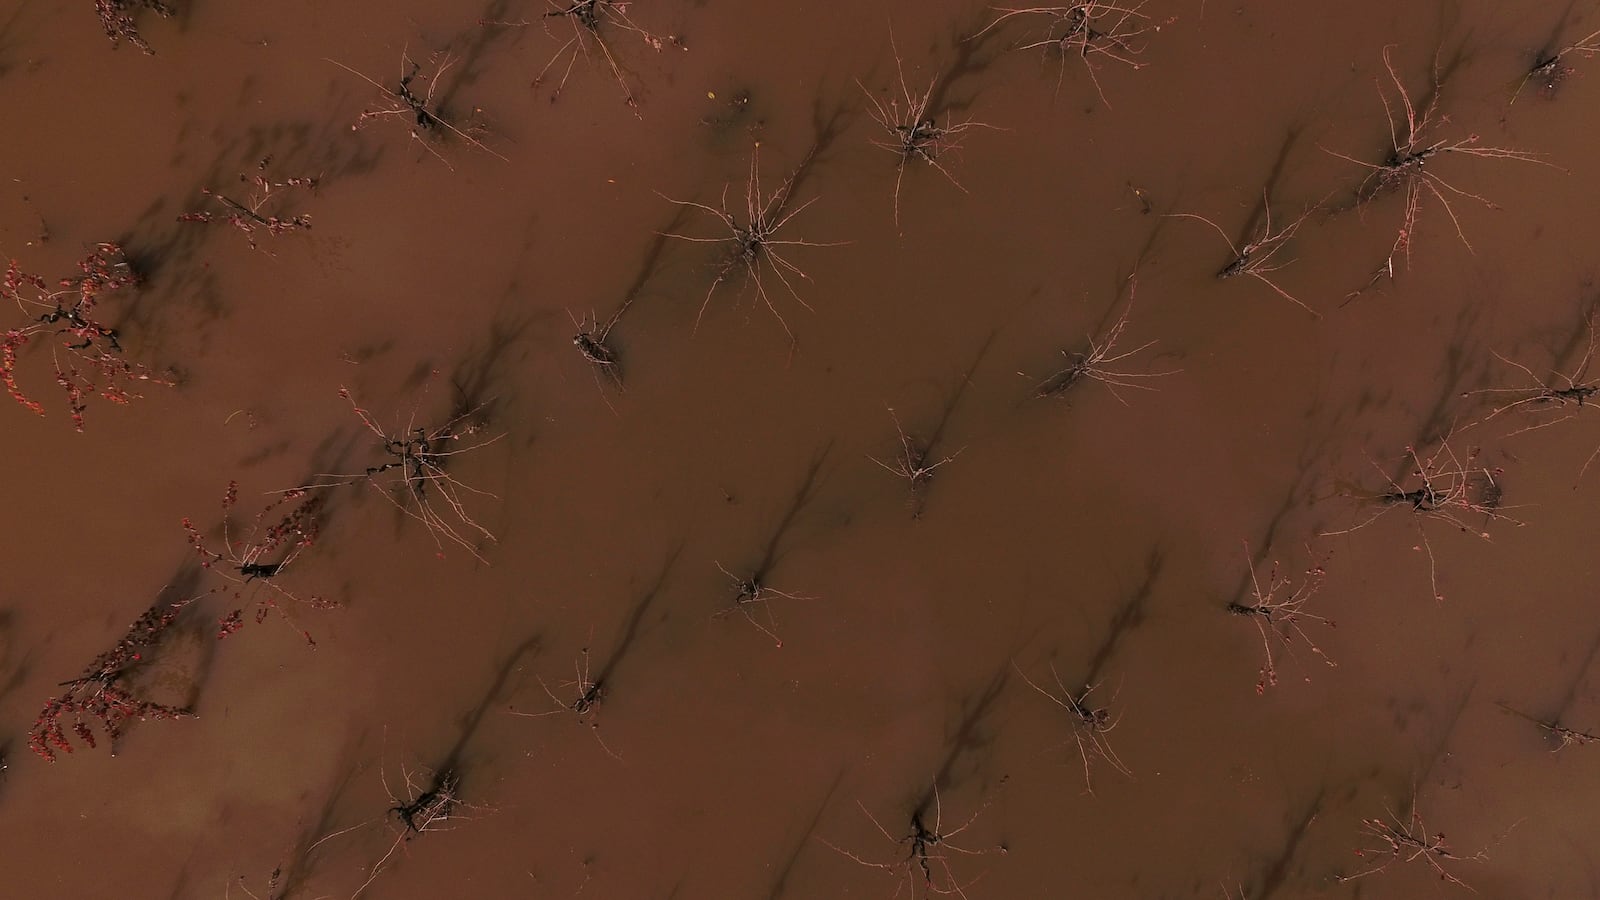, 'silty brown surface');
2,1,1600,898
